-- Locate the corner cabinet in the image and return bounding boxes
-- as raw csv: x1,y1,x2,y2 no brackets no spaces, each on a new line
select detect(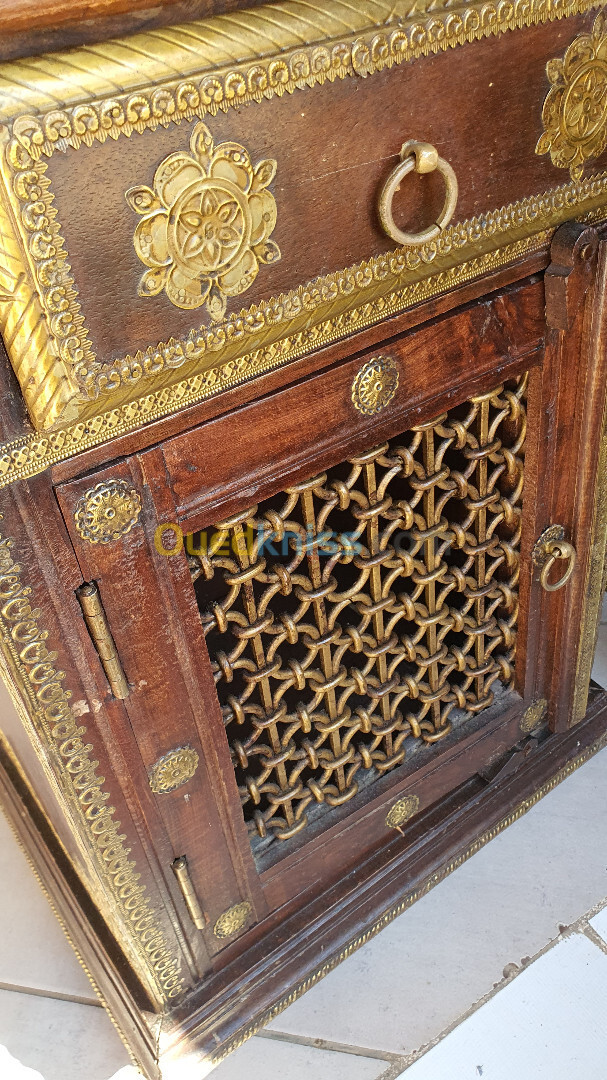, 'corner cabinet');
2,3,607,1076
